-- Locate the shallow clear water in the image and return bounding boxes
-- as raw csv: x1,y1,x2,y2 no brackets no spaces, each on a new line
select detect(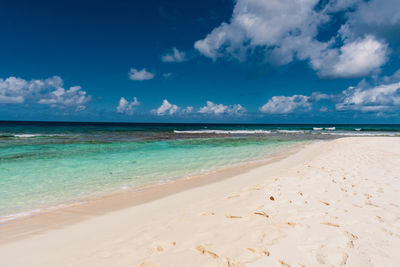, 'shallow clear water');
1,121,399,220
